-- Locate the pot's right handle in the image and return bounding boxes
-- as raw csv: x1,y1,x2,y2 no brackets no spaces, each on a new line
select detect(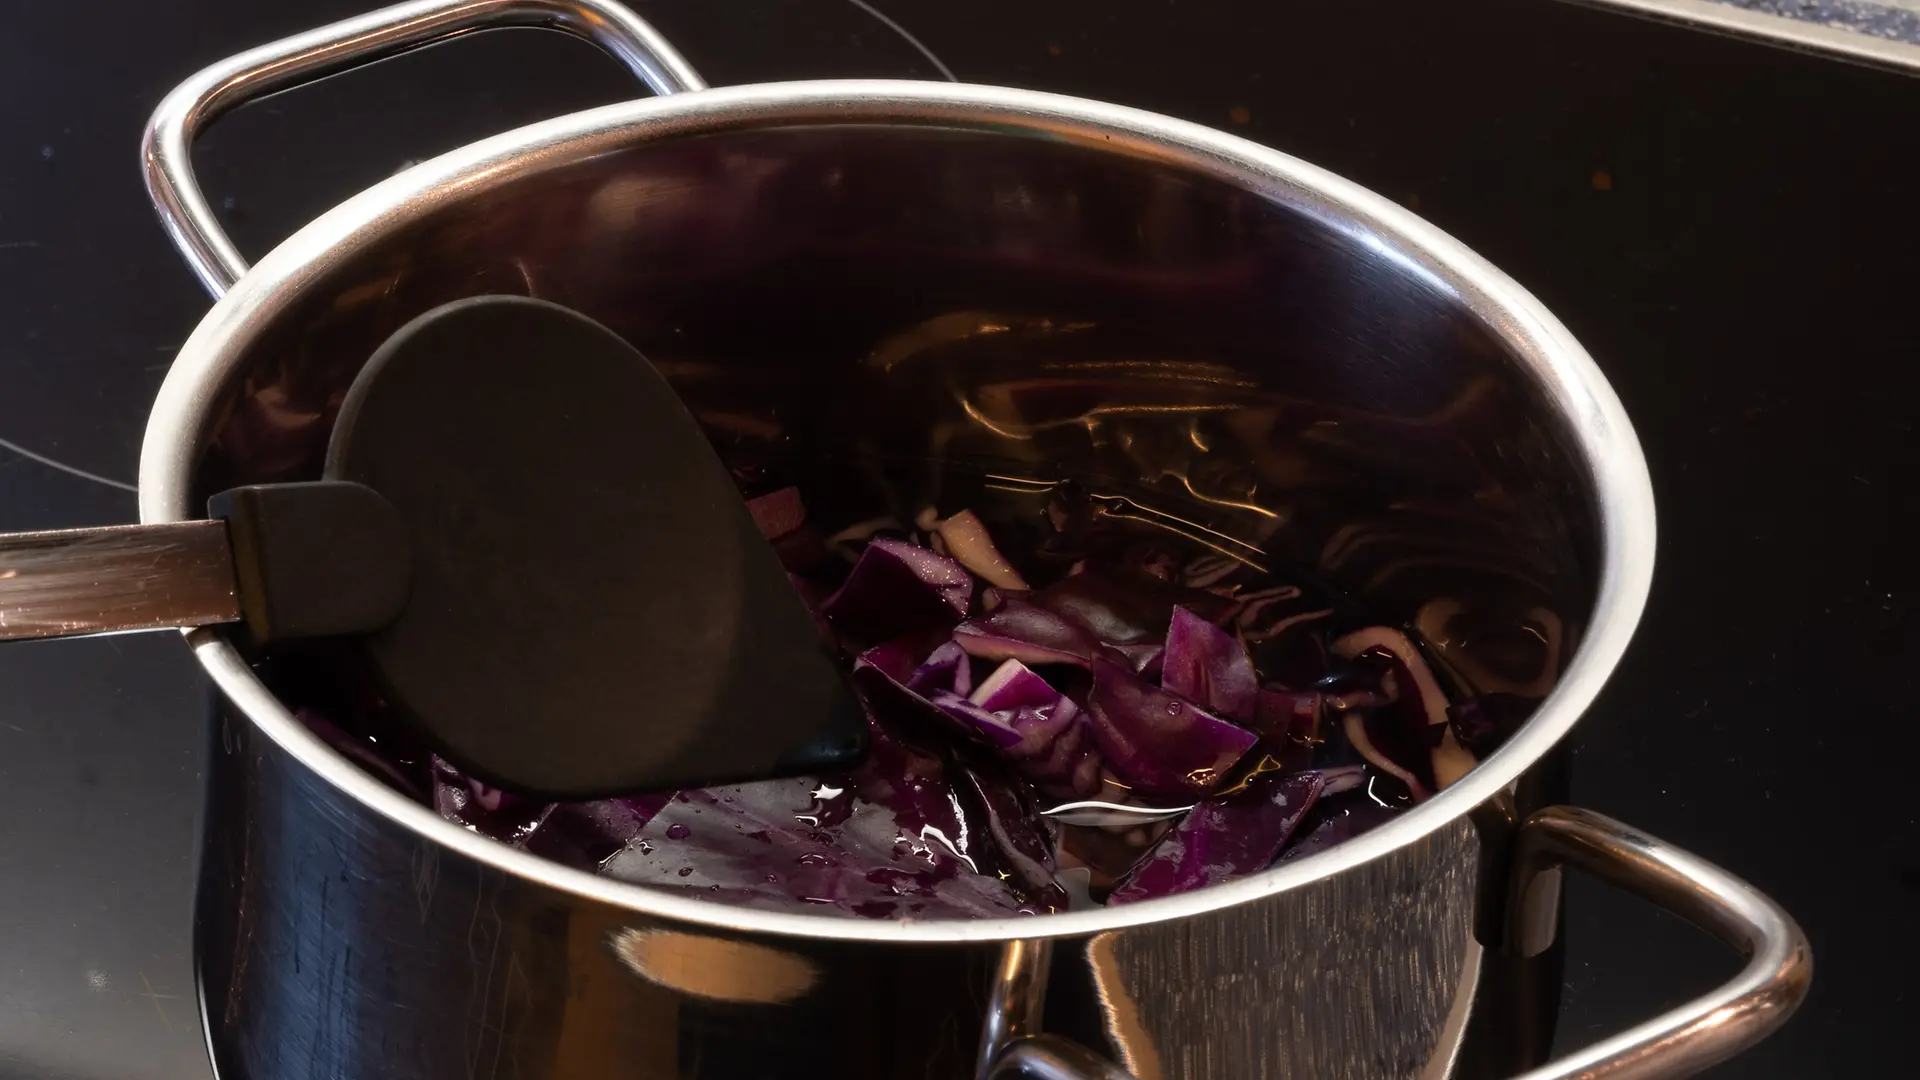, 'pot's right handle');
984,807,1809,1080
142,0,705,299
1498,806,1811,1080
